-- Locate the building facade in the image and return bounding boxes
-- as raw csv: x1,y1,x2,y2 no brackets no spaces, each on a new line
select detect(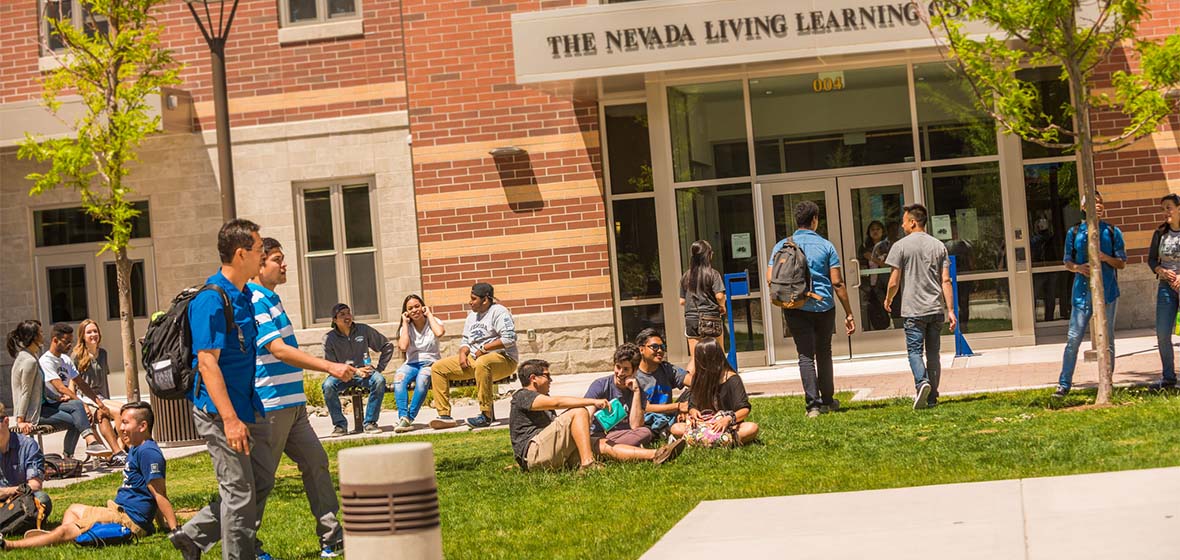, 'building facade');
1,0,1179,388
